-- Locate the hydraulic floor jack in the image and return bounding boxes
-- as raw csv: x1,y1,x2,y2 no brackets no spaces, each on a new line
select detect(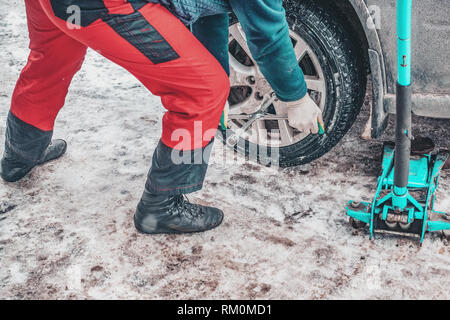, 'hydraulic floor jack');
346,0,449,243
